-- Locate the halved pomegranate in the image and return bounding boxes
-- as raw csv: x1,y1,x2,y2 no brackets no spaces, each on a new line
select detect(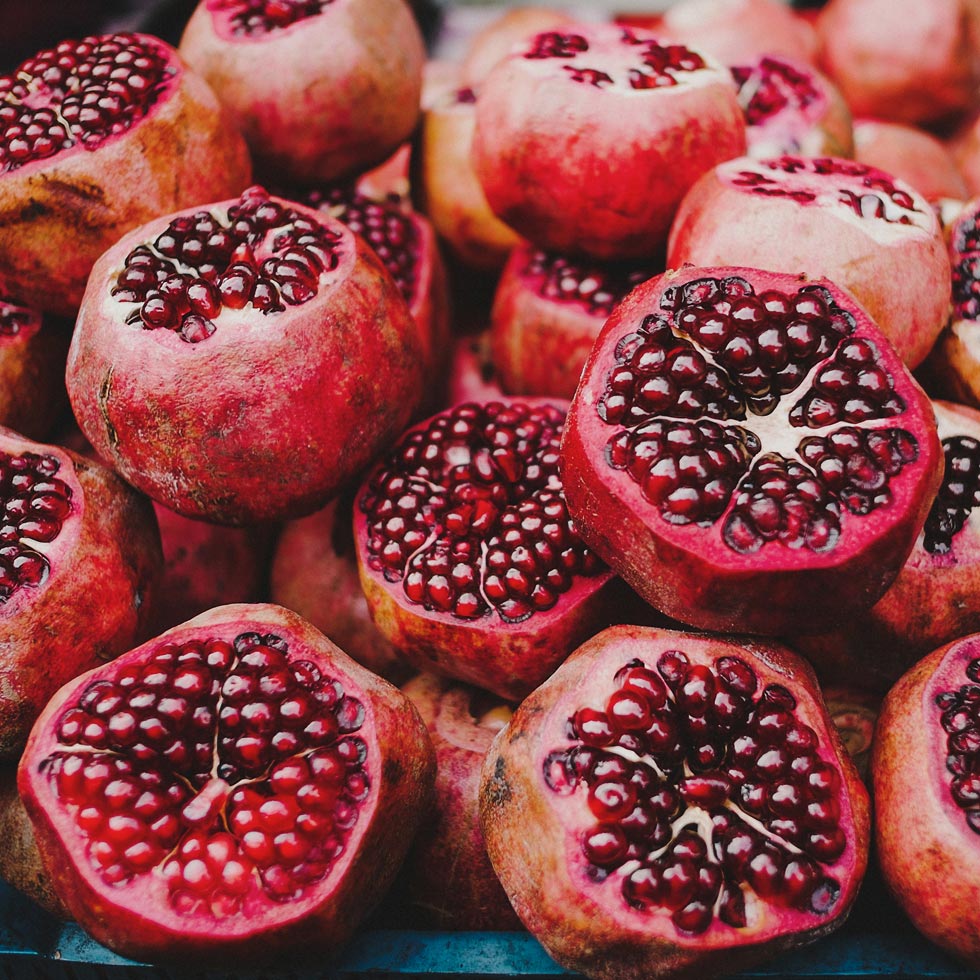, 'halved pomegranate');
0,428,162,757
354,398,619,701
490,243,659,400
561,266,943,635
178,0,425,183
668,155,952,369
480,625,870,979
472,25,746,260
66,186,424,526
0,32,251,316
873,633,980,966
17,602,435,964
